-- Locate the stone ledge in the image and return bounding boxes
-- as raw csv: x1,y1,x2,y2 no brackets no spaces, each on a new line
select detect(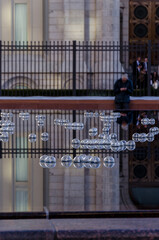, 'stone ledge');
0,97,158,110
0,219,56,240
0,217,159,239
